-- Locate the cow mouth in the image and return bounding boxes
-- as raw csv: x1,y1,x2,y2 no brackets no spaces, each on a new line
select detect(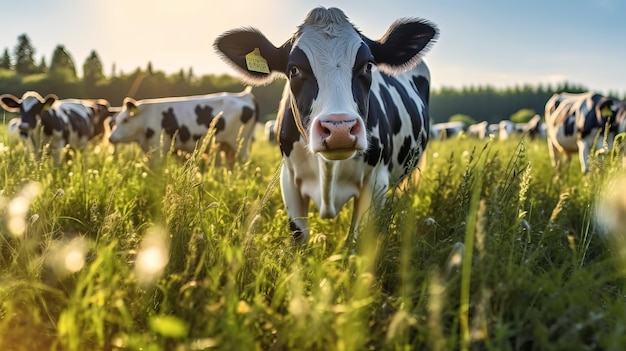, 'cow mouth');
318,149,357,161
